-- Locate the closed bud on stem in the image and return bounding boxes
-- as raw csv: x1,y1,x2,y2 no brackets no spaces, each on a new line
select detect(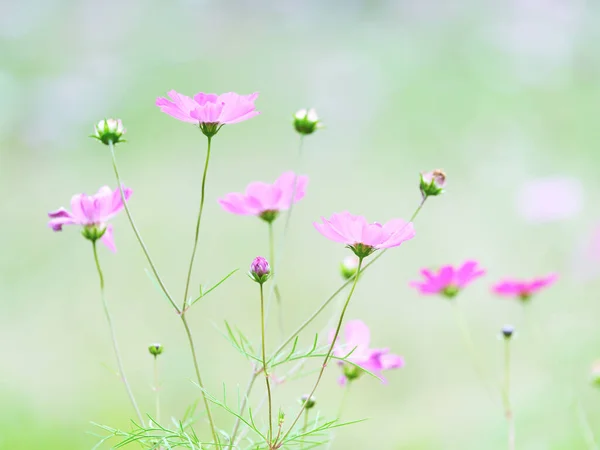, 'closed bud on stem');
343,363,364,382
591,361,600,388
92,118,126,145
300,394,316,409
249,256,270,284
340,255,360,280
420,169,446,198
148,343,164,356
293,108,321,135
501,325,515,339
